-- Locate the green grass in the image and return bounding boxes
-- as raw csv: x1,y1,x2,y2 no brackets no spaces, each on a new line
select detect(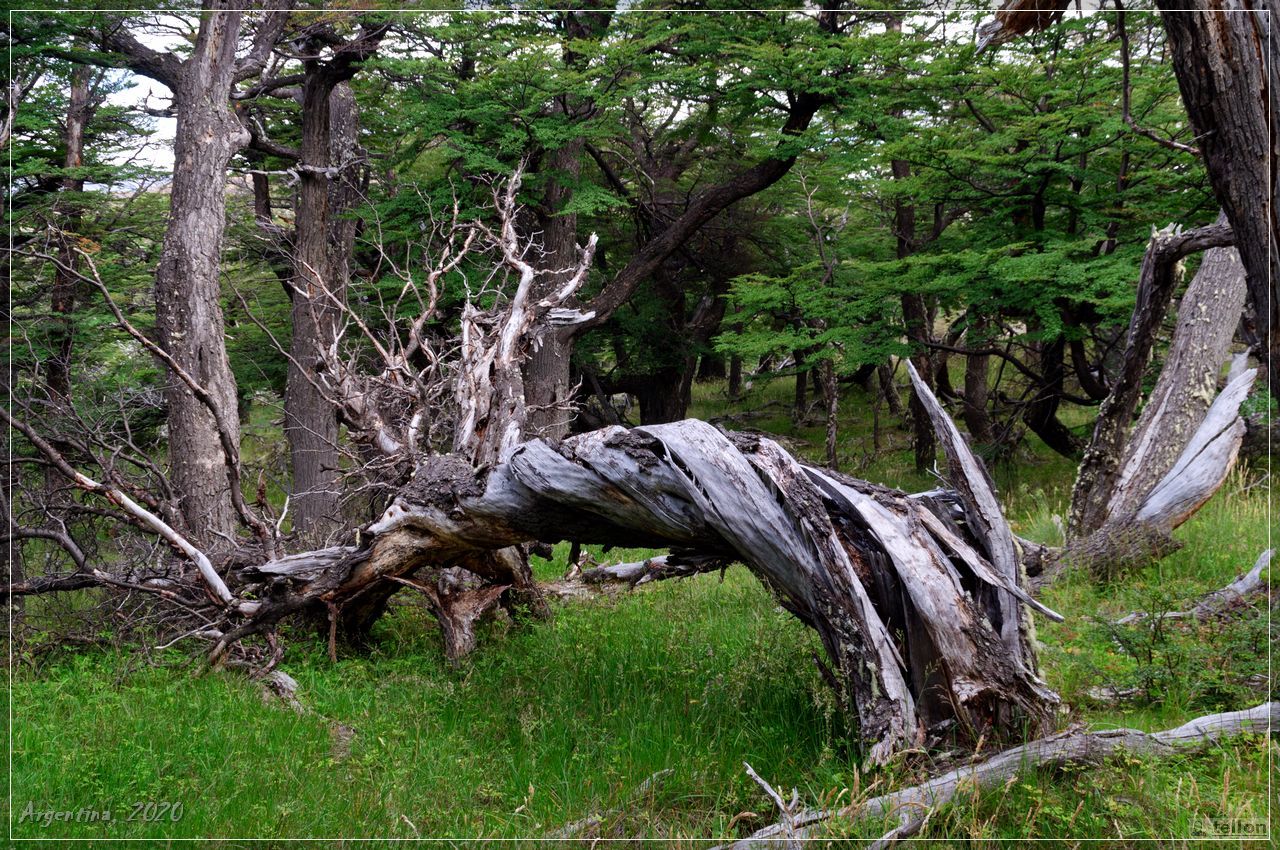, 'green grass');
8,376,1275,844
